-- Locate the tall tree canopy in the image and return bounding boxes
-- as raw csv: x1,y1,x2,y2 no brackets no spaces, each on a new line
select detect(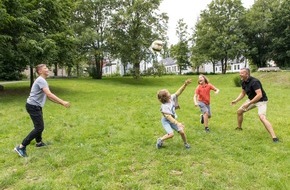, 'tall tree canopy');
170,19,190,74
243,0,280,68
109,0,168,79
0,0,75,86
192,0,246,74
268,0,290,68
